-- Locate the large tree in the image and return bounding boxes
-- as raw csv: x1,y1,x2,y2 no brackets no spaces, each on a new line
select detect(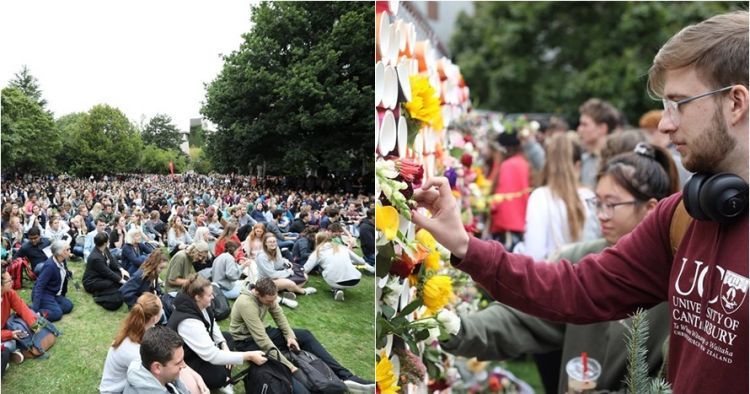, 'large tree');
451,2,742,125
141,113,183,151
1,87,60,173
62,104,143,176
202,2,374,176
7,65,48,109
